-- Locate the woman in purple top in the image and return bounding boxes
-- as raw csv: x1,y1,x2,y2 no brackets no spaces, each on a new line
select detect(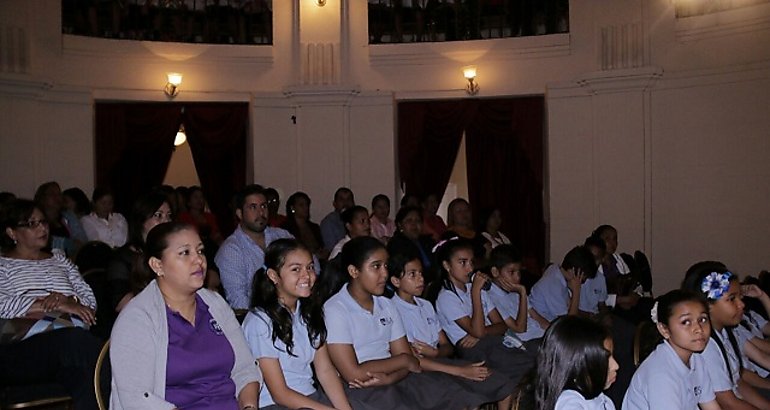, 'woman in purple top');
110,222,261,410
